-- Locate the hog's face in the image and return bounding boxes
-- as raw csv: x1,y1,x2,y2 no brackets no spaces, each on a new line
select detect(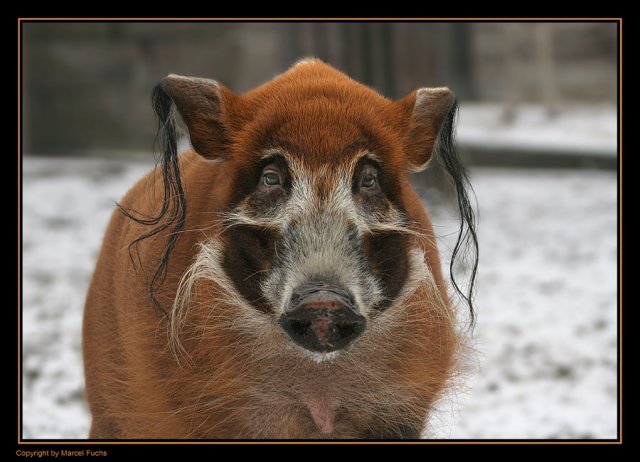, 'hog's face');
222,138,417,359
